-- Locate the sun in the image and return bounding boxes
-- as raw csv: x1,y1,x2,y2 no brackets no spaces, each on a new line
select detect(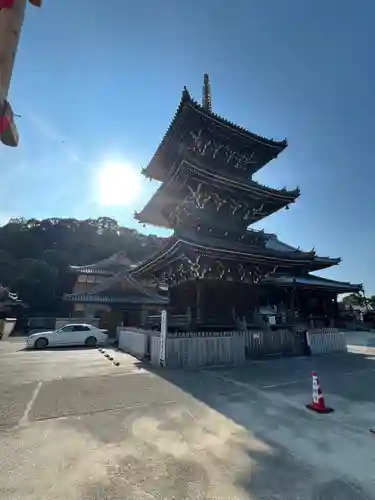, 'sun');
97,161,142,206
